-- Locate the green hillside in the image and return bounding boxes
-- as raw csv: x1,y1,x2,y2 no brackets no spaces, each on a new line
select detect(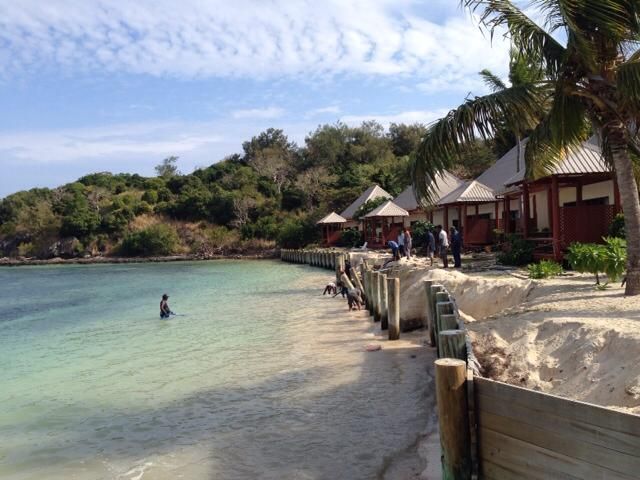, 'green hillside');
0,122,495,259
